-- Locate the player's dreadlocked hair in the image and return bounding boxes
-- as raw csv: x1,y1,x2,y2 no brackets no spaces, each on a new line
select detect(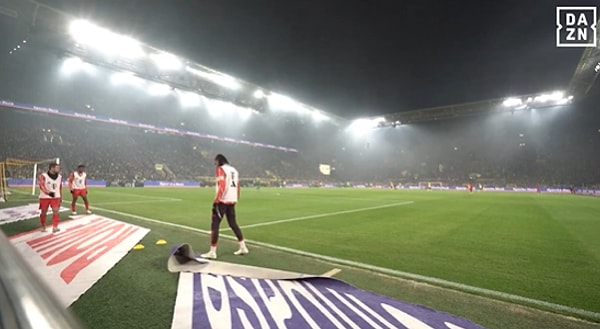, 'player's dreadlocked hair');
214,154,229,166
